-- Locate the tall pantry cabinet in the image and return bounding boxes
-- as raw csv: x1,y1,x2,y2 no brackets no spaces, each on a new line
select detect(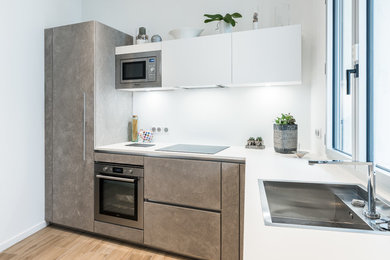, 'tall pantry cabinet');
45,21,132,231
